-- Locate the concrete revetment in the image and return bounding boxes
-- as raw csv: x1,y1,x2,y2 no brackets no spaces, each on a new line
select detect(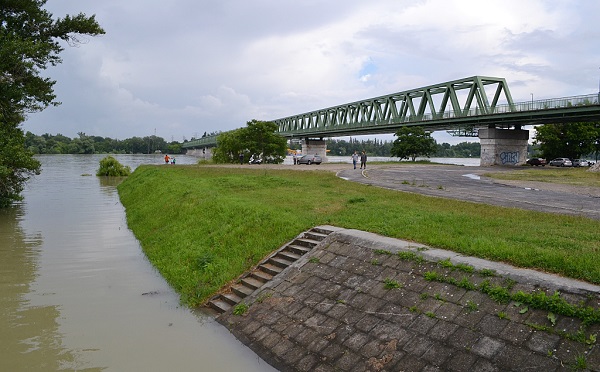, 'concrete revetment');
479,127,529,166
